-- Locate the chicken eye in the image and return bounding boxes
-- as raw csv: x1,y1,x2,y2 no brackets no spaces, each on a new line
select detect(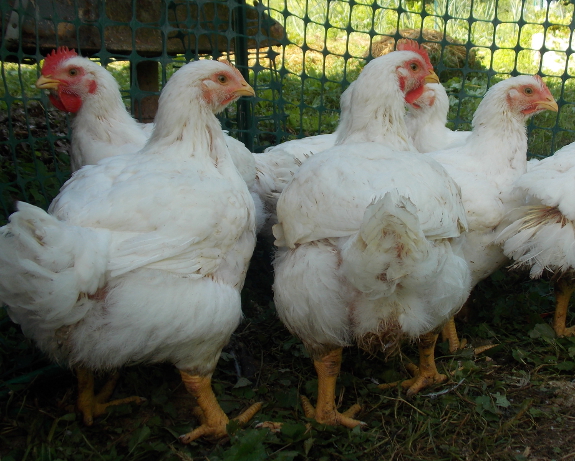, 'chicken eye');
524,87,533,95
410,62,419,72
217,74,228,84
69,68,78,76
